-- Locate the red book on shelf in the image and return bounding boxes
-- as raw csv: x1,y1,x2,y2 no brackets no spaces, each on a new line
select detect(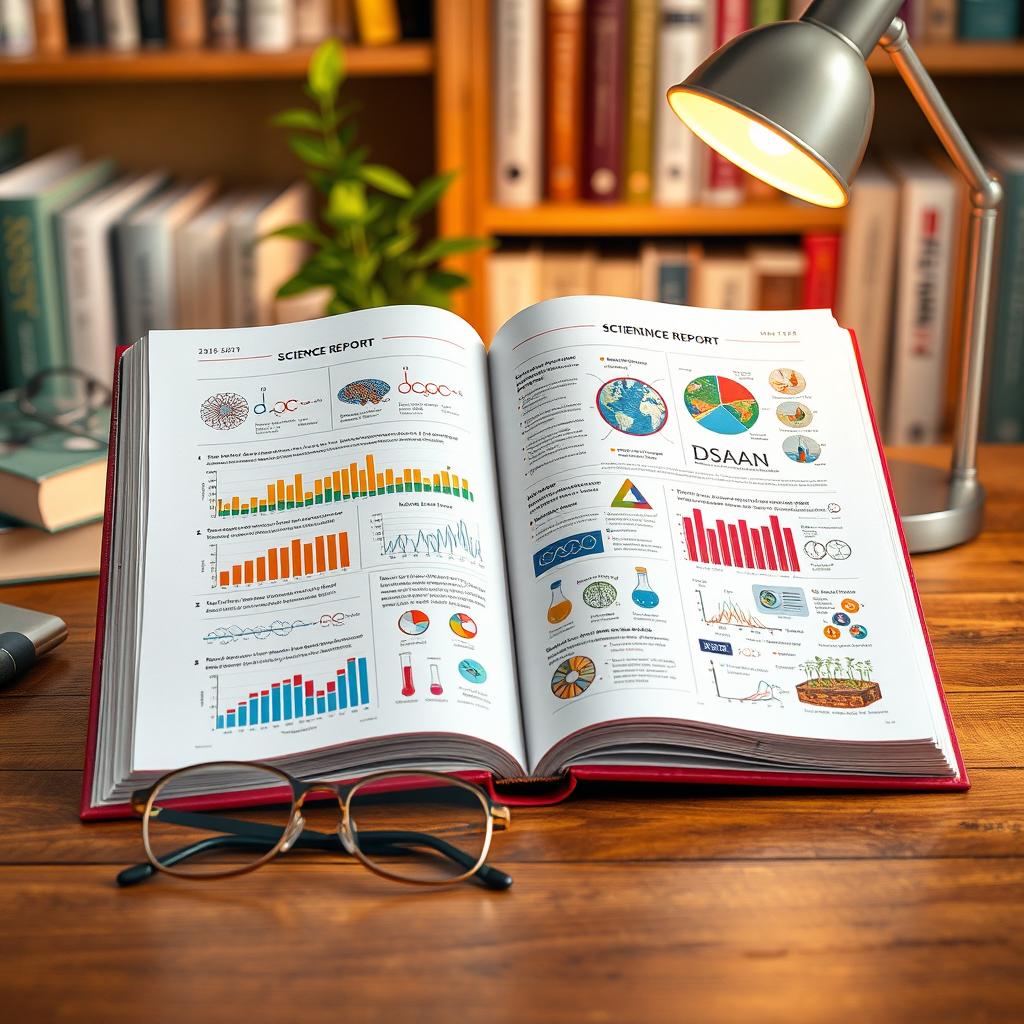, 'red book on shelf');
581,0,627,202
802,232,841,308
545,0,585,202
705,0,751,205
